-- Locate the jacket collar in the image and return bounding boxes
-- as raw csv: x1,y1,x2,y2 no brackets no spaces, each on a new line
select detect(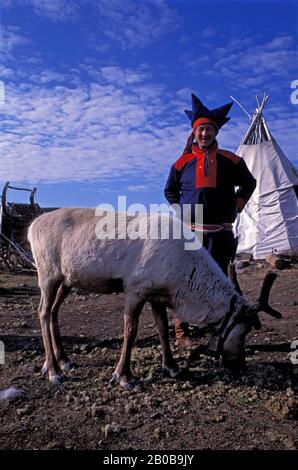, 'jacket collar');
192,140,218,156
